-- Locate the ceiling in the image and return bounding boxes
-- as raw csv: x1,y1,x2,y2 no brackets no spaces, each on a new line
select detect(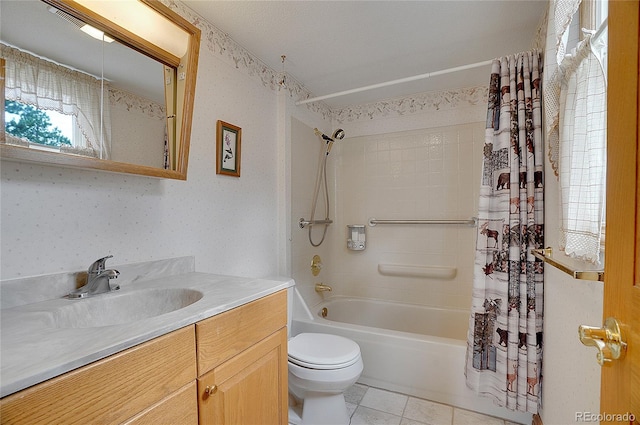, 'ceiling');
182,0,548,109
1,1,548,110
